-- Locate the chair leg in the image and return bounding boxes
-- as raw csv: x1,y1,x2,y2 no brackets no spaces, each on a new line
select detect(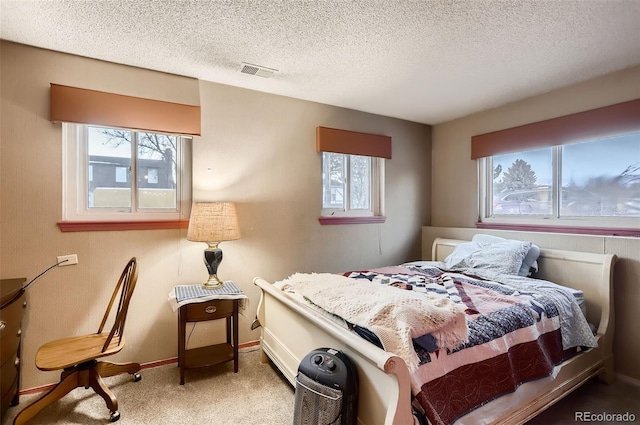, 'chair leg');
13,371,80,425
96,361,141,379
88,369,119,418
